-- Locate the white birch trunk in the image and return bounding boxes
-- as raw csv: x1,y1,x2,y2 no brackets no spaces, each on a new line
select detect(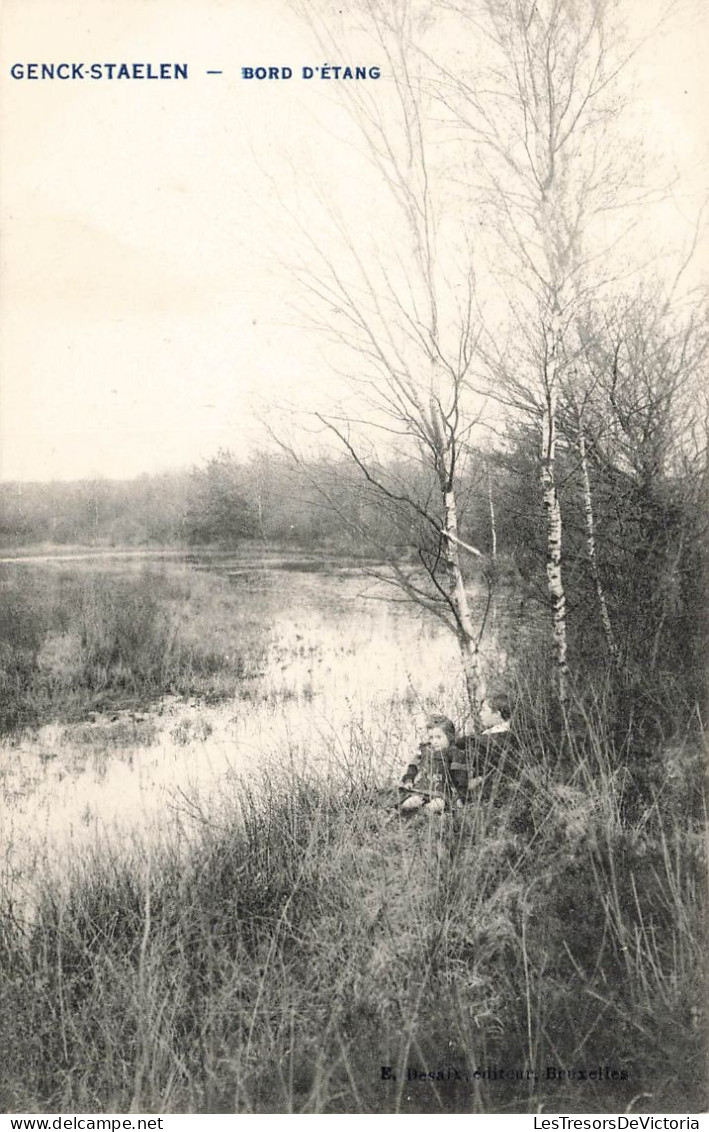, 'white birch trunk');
429,353,483,714
578,425,619,666
256,493,266,544
541,381,569,701
442,487,482,711
487,464,497,561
